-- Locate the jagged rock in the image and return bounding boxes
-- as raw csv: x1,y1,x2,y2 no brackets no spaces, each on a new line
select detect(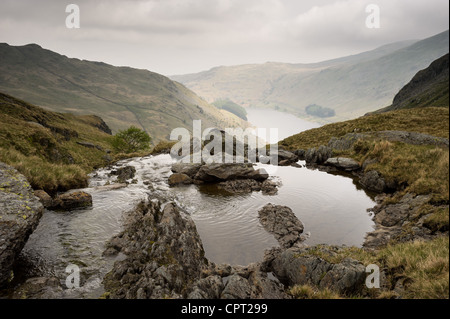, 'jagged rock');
269,246,366,295
0,162,44,287
258,204,304,248
33,190,53,208
51,191,93,211
103,200,209,299
374,131,449,148
110,166,136,183
325,157,361,171
187,276,224,299
305,146,333,164
168,173,193,187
